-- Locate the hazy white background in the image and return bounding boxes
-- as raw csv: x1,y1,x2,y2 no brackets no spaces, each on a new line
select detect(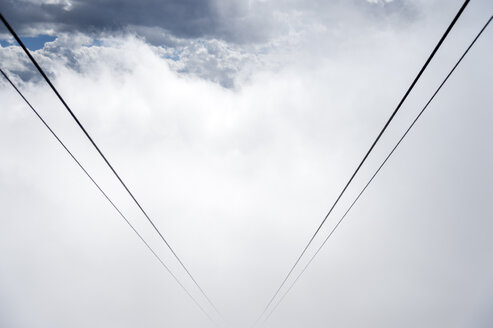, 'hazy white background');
0,0,492,327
